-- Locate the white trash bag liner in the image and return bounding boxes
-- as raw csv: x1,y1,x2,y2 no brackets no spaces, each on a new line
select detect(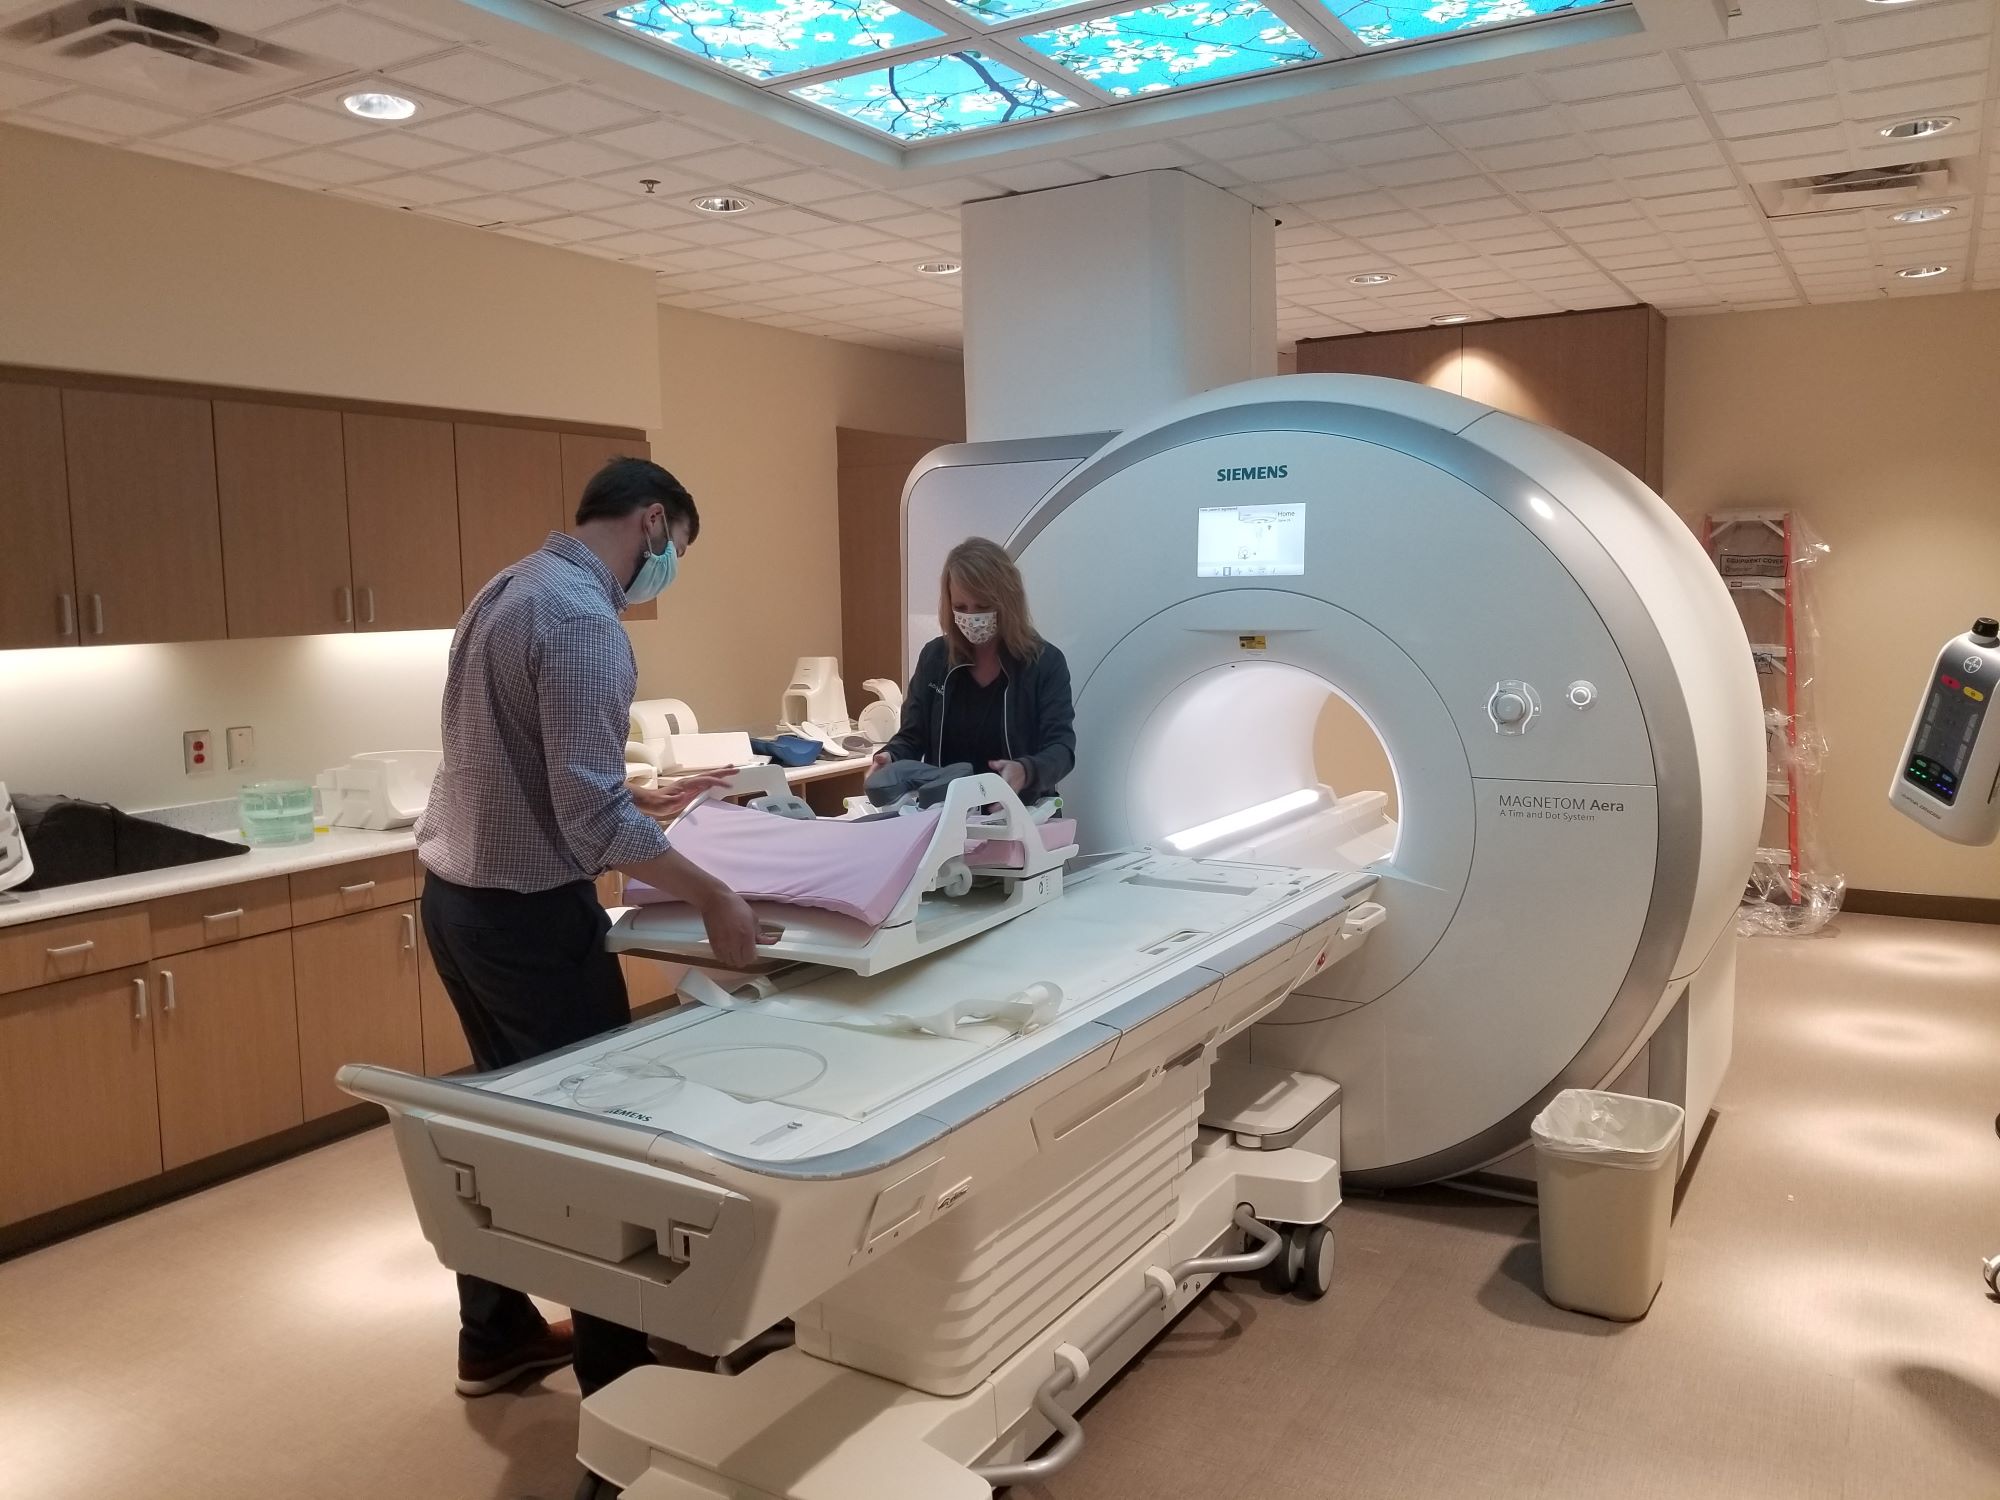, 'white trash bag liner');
1531,1090,1684,1170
